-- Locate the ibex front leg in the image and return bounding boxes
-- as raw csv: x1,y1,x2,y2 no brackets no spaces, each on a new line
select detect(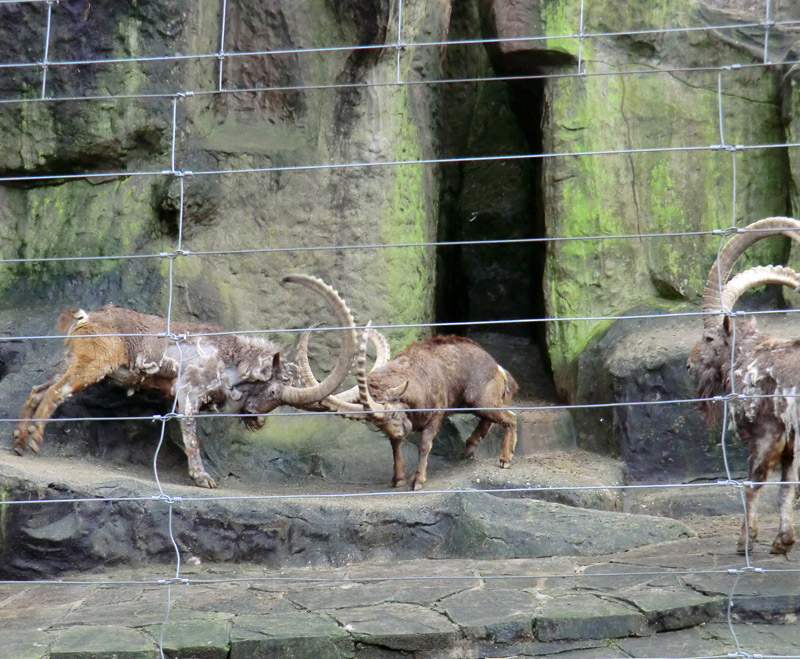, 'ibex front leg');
410,413,445,491
390,434,407,488
176,394,216,489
